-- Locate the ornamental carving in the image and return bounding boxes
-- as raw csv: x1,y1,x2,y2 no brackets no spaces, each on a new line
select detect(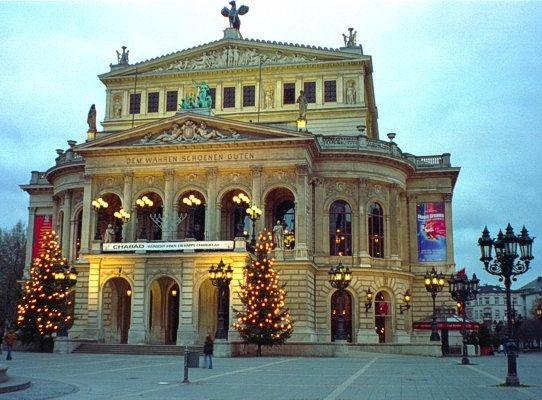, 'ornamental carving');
153,47,319,72
264,170,295,187
218,171,250,189
138,120,240,145
134,176,165,194
97,176,121,193
325,180,354,197
361,181,385,200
